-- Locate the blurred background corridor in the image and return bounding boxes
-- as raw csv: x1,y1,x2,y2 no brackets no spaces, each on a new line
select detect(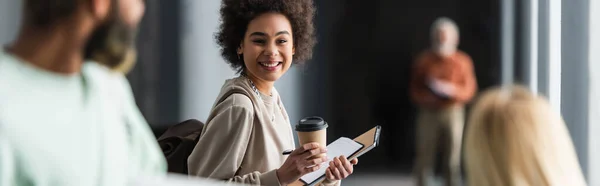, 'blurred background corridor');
1,0,599,185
